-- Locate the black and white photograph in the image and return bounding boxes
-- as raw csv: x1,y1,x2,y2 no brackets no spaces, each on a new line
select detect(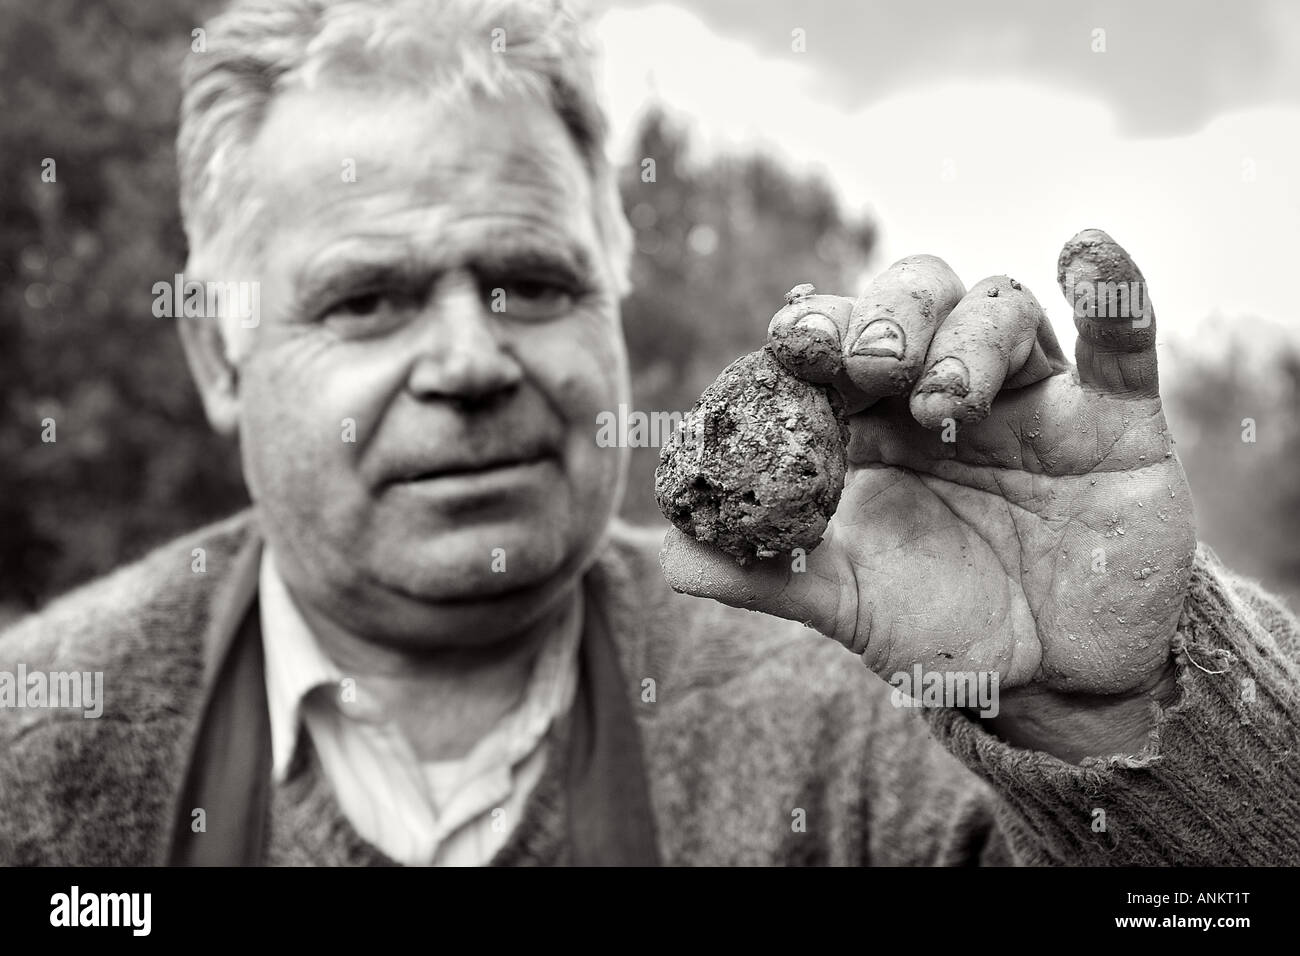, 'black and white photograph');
0,0,1295,932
